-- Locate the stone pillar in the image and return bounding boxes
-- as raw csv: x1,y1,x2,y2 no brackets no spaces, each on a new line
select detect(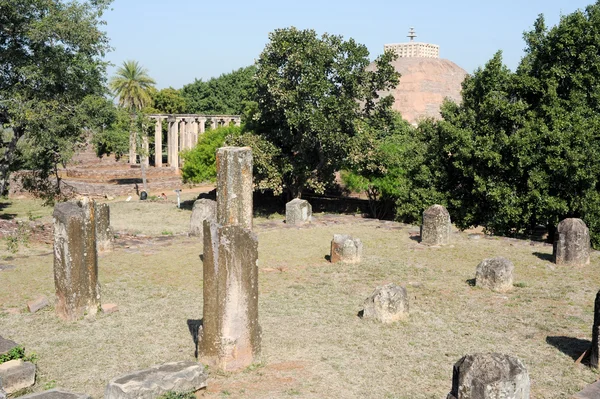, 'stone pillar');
141,134,149,167
216,147,253,230
96,203,114,252
583,290,600,368
553,218,590,266
129,130,137,165
53,198,100,321
154,118,162,167
179,119,186,167
199,118,206,135
200,146,260,371
235,118,241,127
211,118,217,130
191,119,199,147
170,118,179,170
167,118,175,167
420,204,451,245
